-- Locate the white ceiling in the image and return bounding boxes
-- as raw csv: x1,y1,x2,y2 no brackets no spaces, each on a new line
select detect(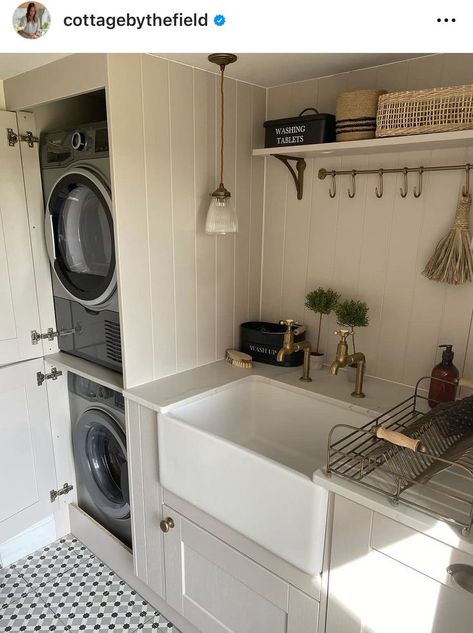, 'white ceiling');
156,53,428,87
0,53,428,86
0,54,69,80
